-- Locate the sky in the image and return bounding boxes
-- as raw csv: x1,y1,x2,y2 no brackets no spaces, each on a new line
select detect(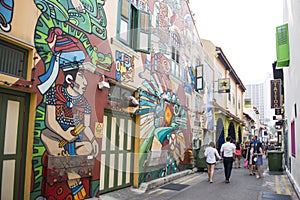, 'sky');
189,0,283,83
